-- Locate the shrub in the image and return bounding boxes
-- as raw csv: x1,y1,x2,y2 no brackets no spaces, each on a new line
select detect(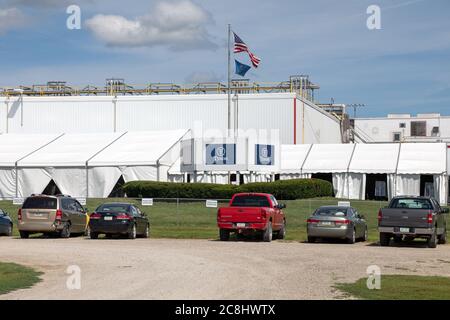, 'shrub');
123,179,332,200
